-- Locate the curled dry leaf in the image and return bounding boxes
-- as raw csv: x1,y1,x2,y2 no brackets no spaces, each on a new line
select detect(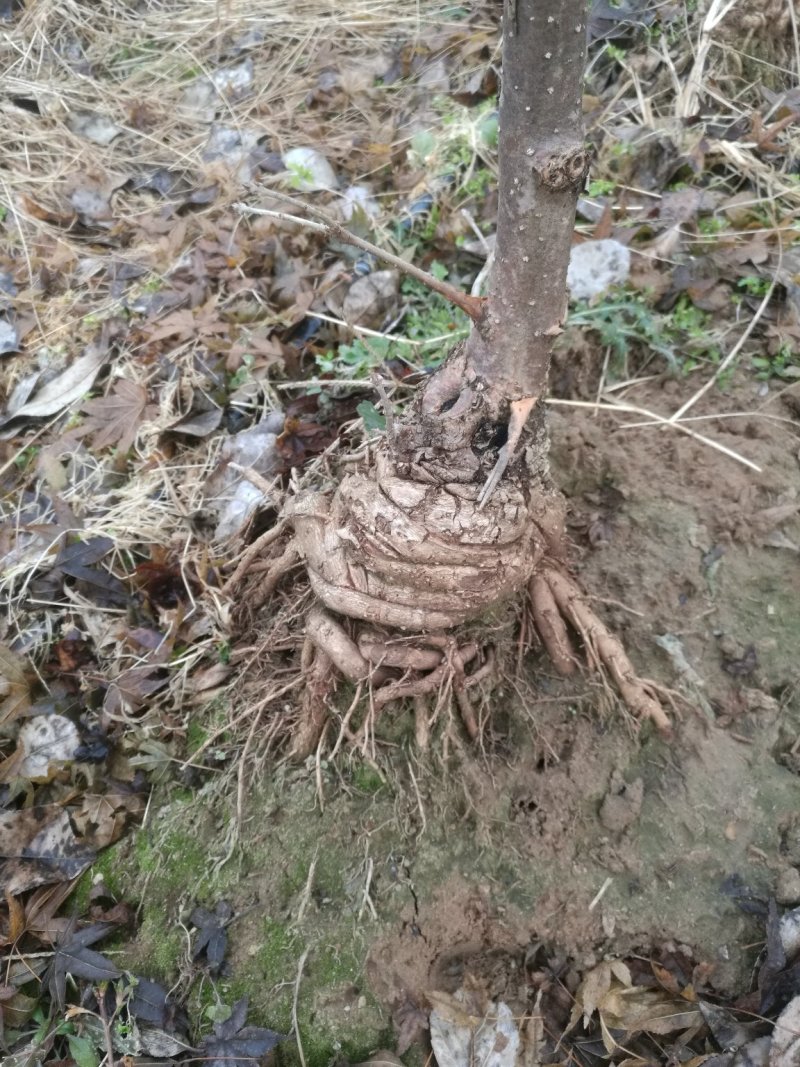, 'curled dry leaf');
16,714,80,781
0,332,110,426
569,958,700,1049
429,990,520,1067
190,899,233,973
46,922,121,1009
199,996,284,1067
71,788,146,850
